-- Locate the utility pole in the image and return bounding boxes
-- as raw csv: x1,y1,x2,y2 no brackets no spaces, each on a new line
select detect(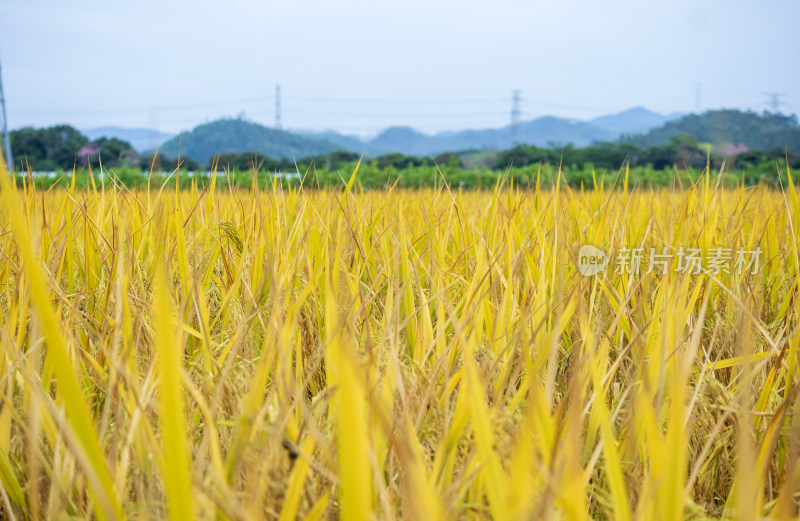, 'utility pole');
763,92,787,113
0,56,12,171
148,102,160,156
695,82,702,114
511,90,521,140
274,84,282,130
